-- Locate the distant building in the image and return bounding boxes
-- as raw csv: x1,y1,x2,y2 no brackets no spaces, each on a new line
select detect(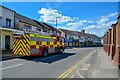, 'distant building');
59,28,74,47
59,28,101,47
